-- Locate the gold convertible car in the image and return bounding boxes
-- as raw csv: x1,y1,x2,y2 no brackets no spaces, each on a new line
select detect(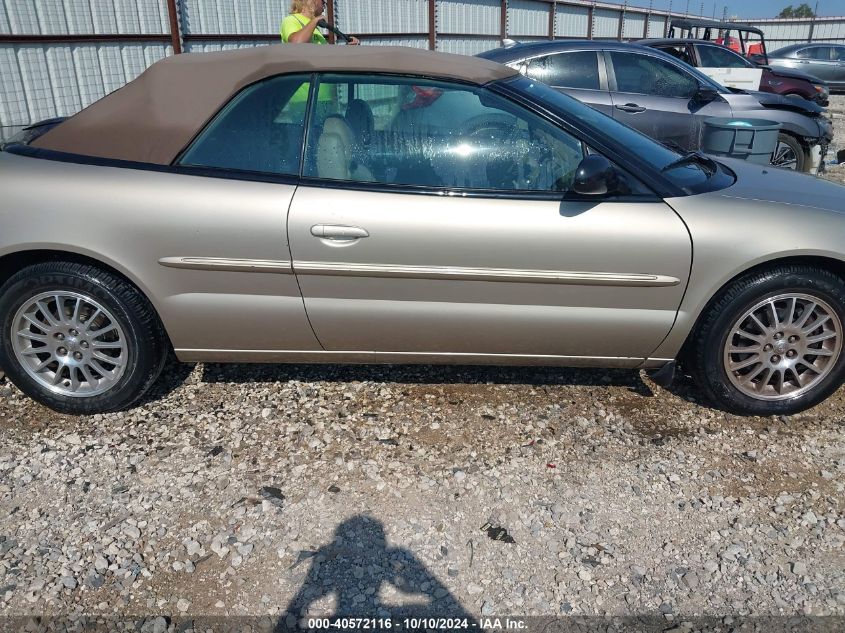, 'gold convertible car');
1,45,844,416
